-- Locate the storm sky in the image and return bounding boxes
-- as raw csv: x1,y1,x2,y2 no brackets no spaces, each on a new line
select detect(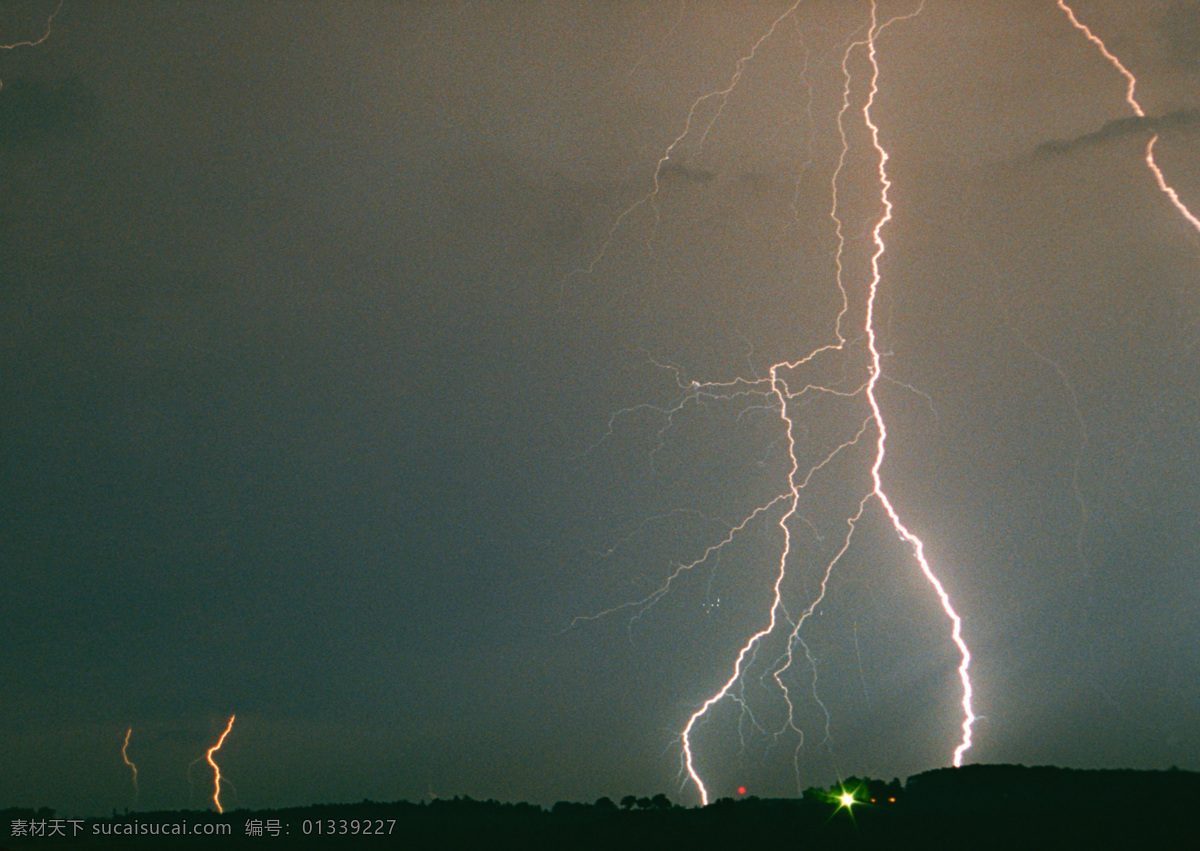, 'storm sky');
2,0,1199,815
